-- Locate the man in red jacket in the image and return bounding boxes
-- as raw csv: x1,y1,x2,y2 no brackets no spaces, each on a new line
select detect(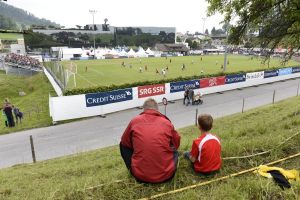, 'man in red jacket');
120,98,181,183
